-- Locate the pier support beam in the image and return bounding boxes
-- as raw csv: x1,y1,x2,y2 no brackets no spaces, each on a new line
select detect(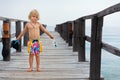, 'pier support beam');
2,20,11,61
